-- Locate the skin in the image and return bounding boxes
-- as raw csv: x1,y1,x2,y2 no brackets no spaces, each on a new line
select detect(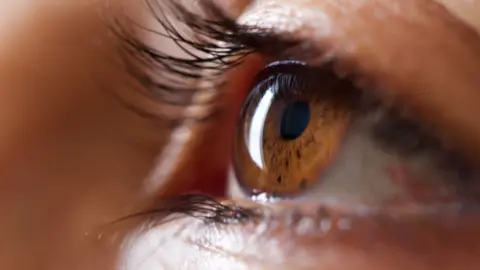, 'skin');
0,0,479,269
